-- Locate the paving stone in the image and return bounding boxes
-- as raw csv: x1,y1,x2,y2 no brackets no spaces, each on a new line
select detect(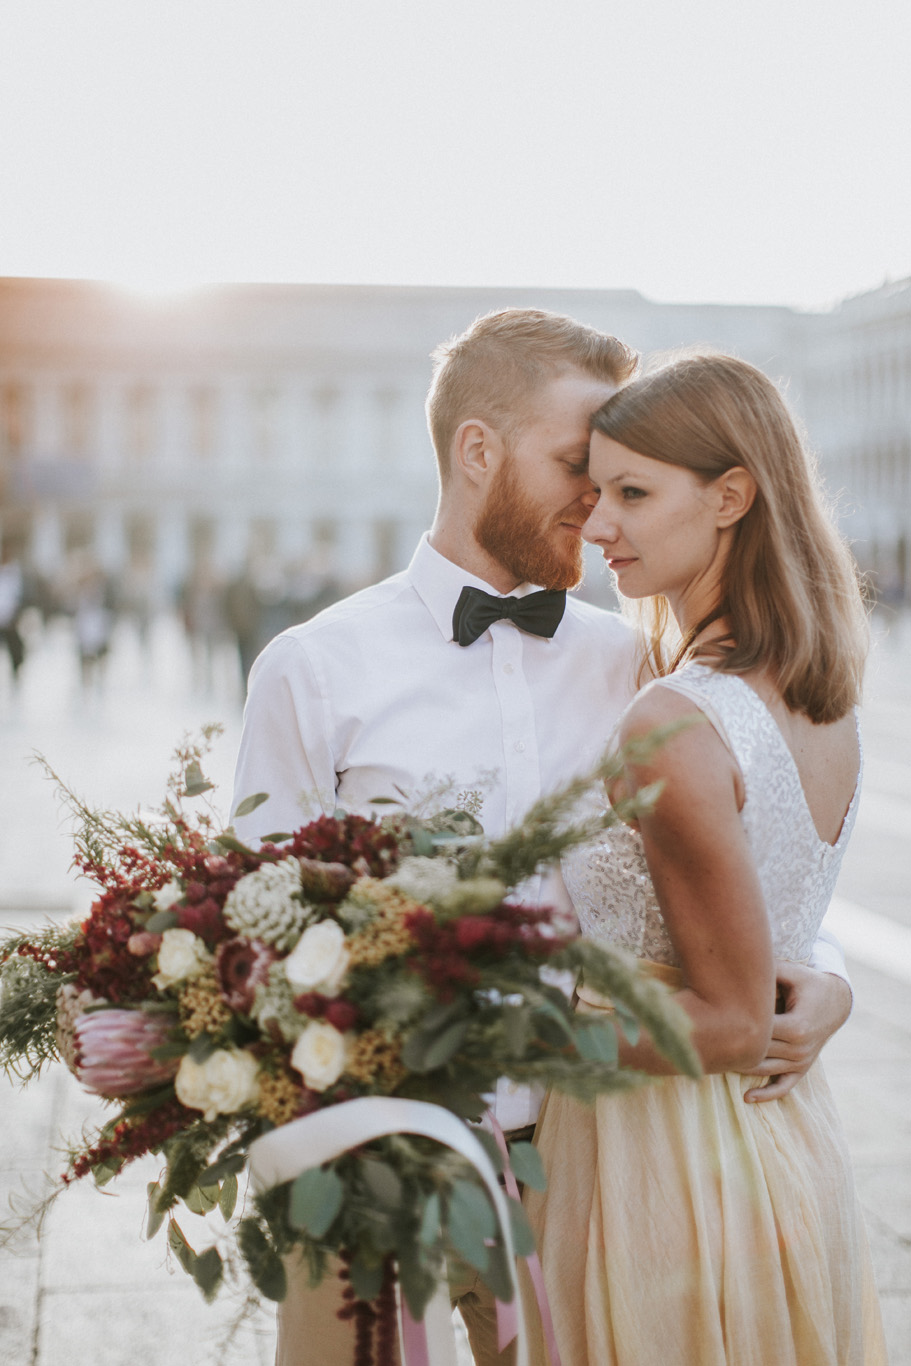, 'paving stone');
36,1284,276,1366
0,1249,40,1363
